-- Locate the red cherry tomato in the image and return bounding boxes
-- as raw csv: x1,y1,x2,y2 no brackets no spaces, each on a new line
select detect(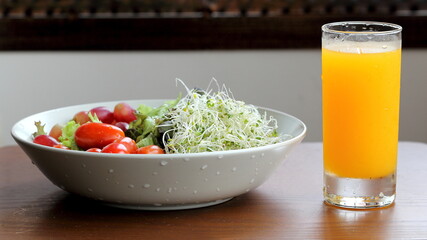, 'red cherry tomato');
114,137,138,154
34,134,60,147
114,102,137,123
75,122,125,150
86,148,102,153
136,145,165,154
49,124,63,141
101,142,130,154
73,111,90,125
89,107,115,124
